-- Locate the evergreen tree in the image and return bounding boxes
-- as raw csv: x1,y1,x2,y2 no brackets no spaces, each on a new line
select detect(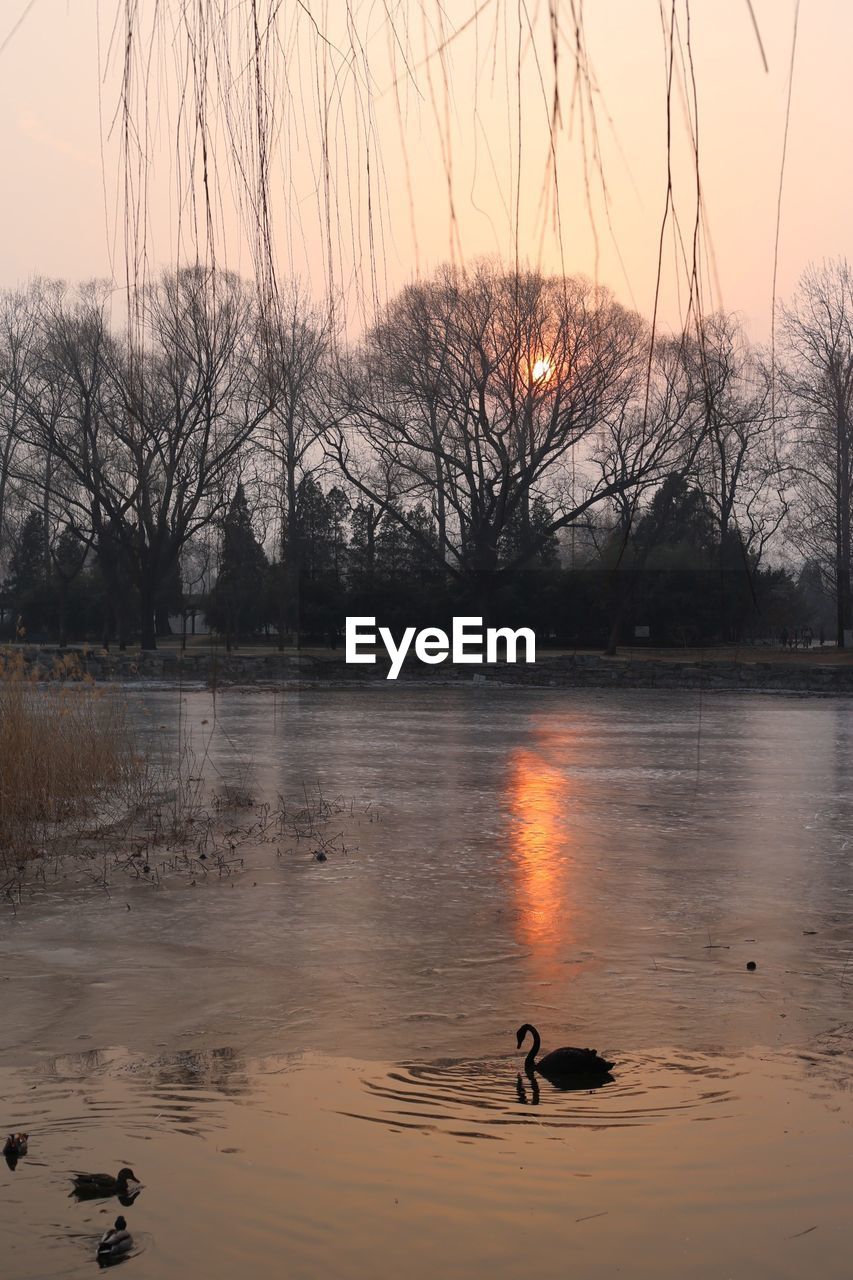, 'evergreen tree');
281,478,350,639
293,477,348,584
349,501,383,590
9,510,50,638
501,496,560,568
372,502,442,584
633,473,716,564
207,484,269,648
52,522,87,647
